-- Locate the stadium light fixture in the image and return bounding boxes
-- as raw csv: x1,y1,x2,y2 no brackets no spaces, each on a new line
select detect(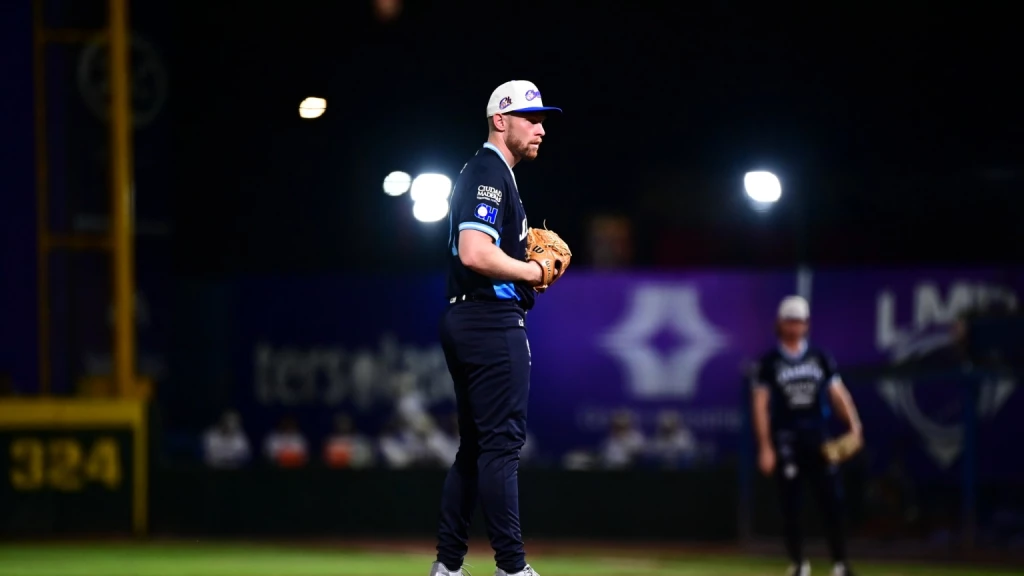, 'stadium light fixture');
412,197,449,223
383,171,412,196
410,173,452,203
744,171,782,205
373,0,403,22
299,97,327,119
